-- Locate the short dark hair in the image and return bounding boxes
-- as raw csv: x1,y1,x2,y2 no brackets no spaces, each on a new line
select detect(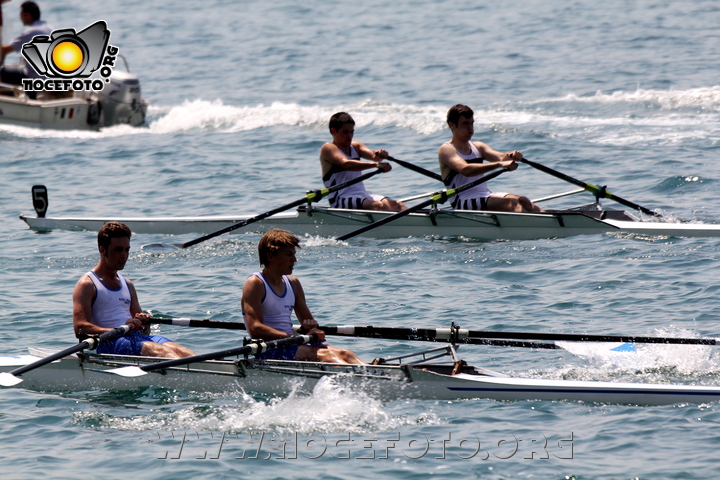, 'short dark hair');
258,229,300,266
21,2,41,21
98,222,132,249
329,112,355,132
446,104,474,127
